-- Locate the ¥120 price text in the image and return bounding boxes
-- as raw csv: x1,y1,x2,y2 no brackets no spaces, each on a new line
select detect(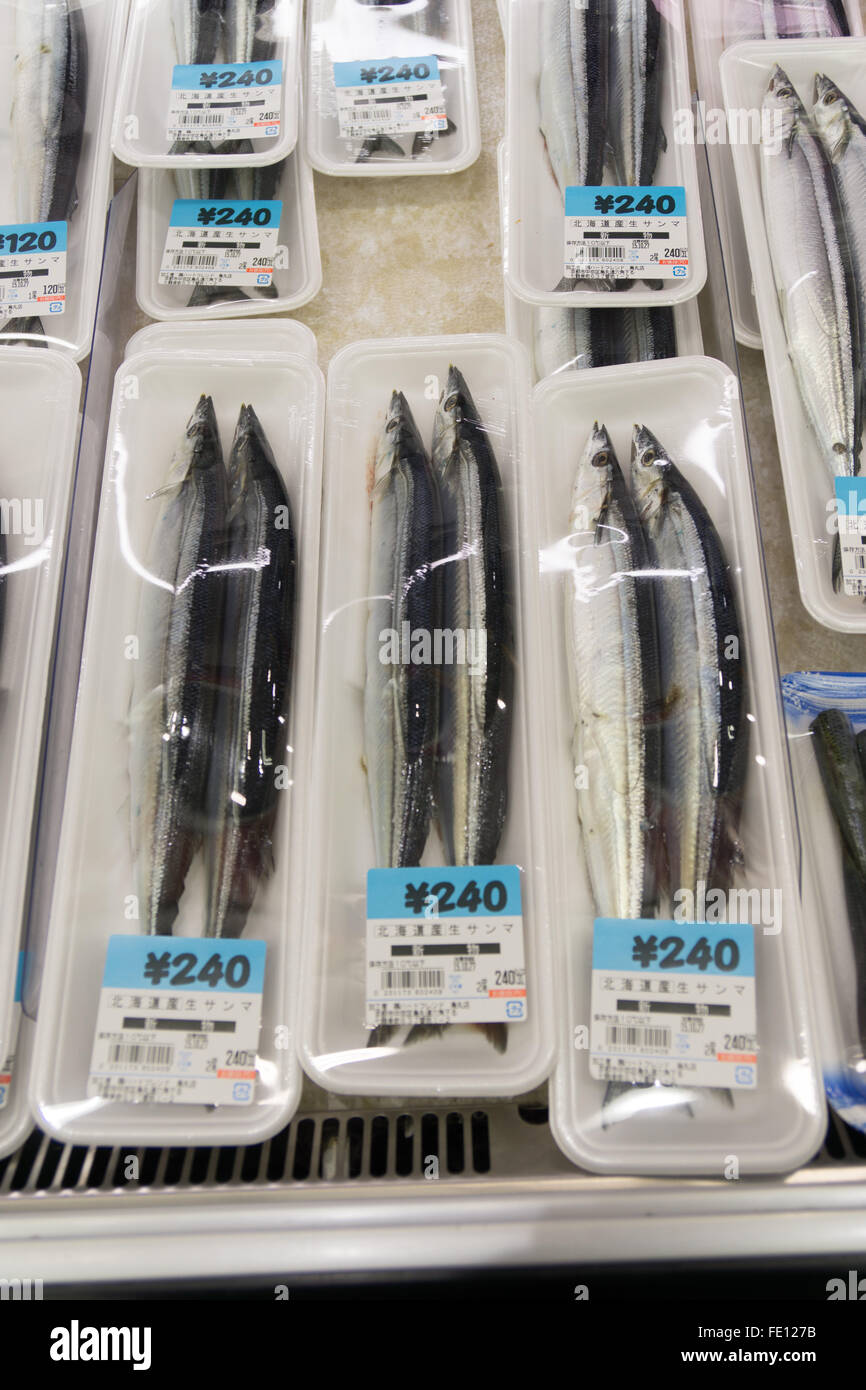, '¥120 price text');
0,229,58,253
